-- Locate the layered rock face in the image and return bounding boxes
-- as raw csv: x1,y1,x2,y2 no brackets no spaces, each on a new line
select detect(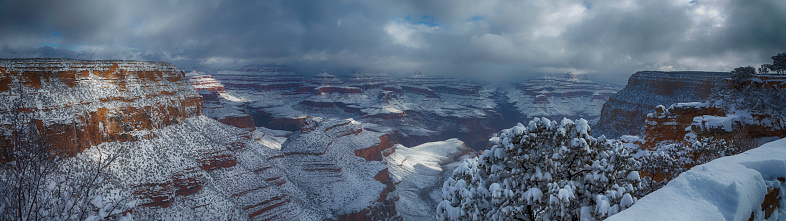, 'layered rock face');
505,73,618,125
115,117,401,220
593,71,728,138
642,74,786,149
281,118,400,220
186,72,255,131
642,102,727,149
102,116,311,220
0,59,202,157
0,59,402,220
